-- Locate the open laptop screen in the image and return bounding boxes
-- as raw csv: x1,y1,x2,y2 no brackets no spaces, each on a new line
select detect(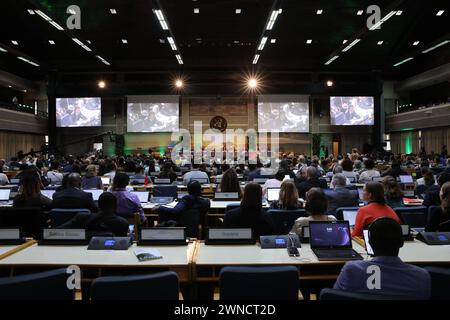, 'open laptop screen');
131,191,149,203
400,175,414,184
343,210,358,227
85,189,104,201
309,221,352,249
267,188,280,202
0,189,11,201
101,177,110,185
41,190,56,199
